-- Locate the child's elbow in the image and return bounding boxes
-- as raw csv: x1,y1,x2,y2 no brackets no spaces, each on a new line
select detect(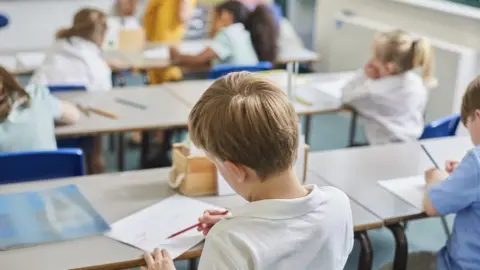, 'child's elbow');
59,102,81,125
